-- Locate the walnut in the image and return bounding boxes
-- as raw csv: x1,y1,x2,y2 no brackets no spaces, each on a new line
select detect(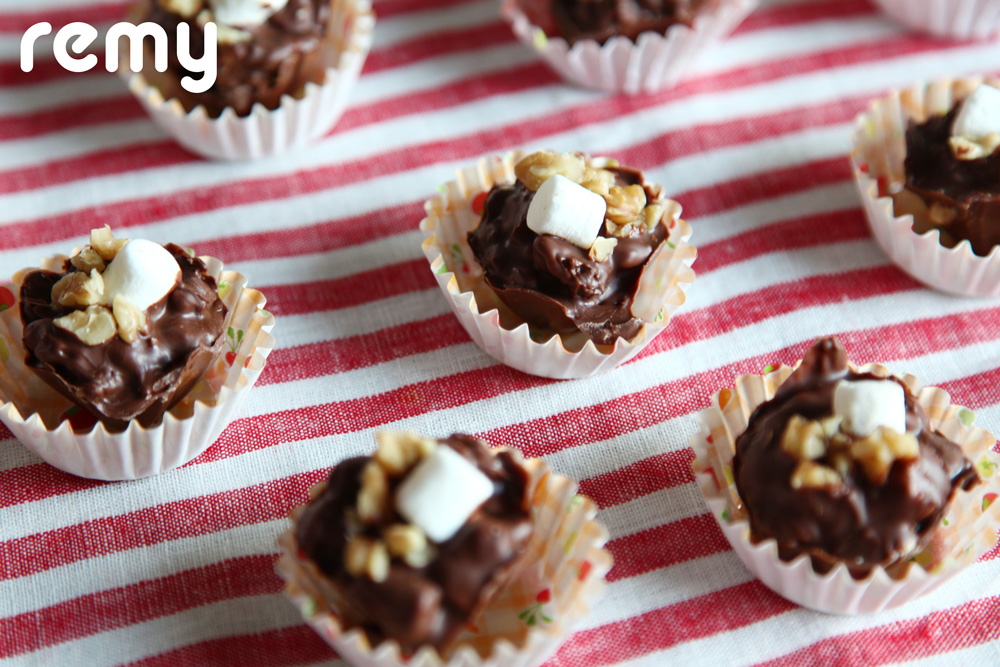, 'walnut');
384,524,428,559
90,225,127,262
112,295,147,344
928,202,957,226
580,167,615,197
158,0,202,18
356,461,390,522
51,269,104,307
514,151,585,191
850,427,919,484
53,305,117,346
641,204,665,232
374,431,437,477
605,219,636,239
604,184,646,225
781,415,827,460
588,237,618,262
69,247,106,274
343,537,390,582
790,460,842,489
